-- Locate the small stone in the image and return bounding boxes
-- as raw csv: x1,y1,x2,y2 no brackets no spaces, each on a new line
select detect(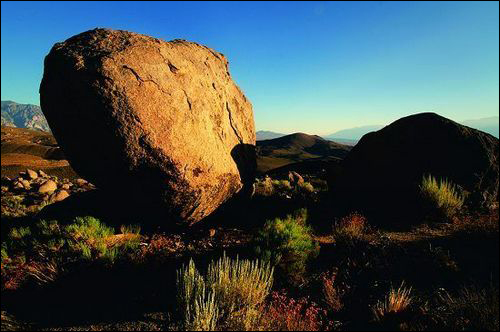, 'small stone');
51,190,70,202
61,183,71,190
38,170,48,178
209,229,216,237
38,180,58,194
1,176,12,184
75,178,88,187
26,169,38,180
21,179,31,189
